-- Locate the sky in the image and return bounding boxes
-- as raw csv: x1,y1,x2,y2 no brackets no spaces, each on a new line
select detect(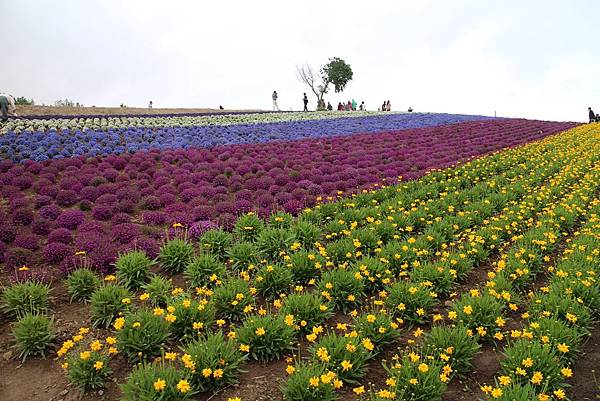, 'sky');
1,0,598,121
